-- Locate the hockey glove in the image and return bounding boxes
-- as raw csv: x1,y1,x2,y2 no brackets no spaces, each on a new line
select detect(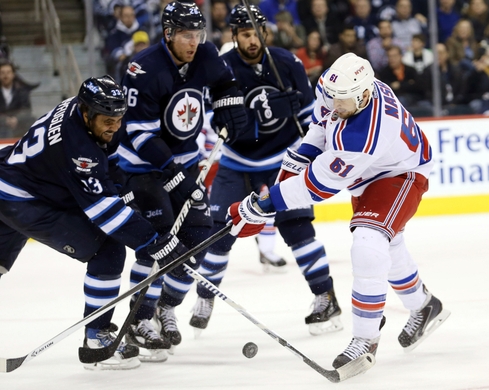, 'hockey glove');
275,148,311,183
256,90,302,120
138,233,192,277
162,163,205,205
227,192,276,238
212,91,247,144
